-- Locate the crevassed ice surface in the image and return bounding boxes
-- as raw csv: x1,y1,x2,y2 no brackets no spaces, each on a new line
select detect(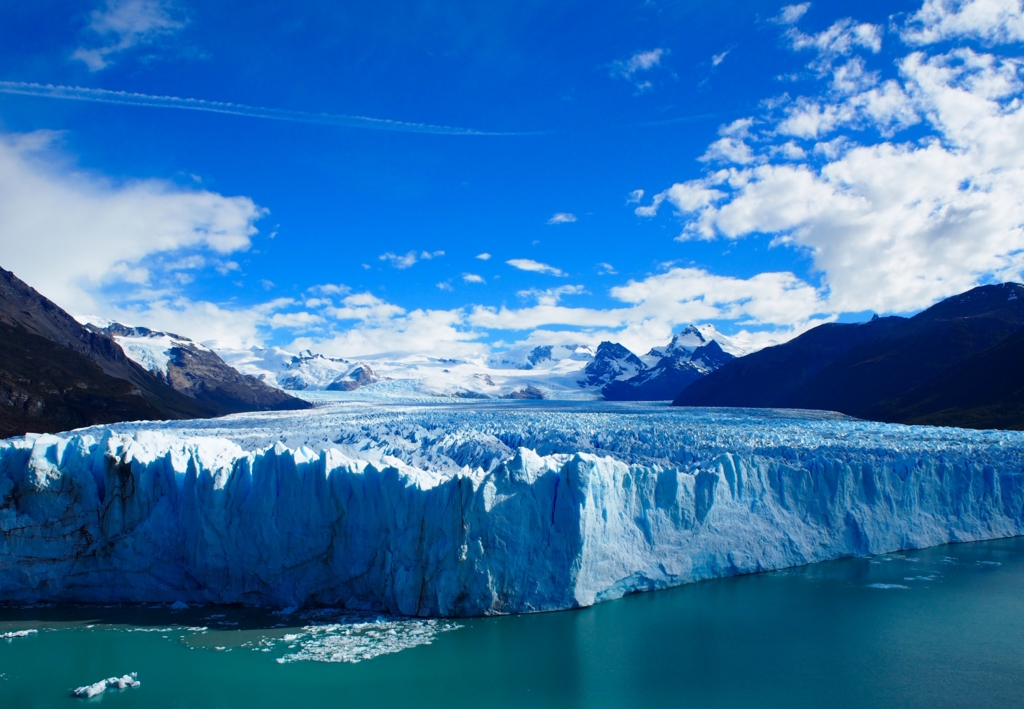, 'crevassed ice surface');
1,401,1023,617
